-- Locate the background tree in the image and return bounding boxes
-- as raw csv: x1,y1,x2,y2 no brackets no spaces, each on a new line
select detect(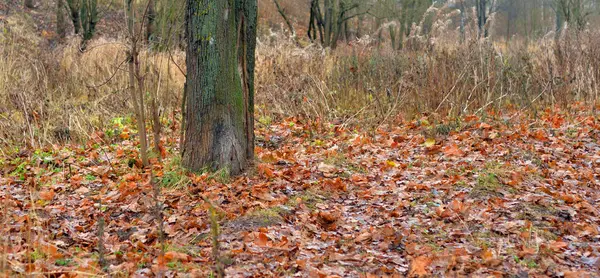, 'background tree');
24,0,34,9
182,0,257,175
146,0,156,43
57,0,67,39
80,0,98,47
66,0,81,35
307,0,369,48
399,0,432,48
475,0,496,38
65,0,98,46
